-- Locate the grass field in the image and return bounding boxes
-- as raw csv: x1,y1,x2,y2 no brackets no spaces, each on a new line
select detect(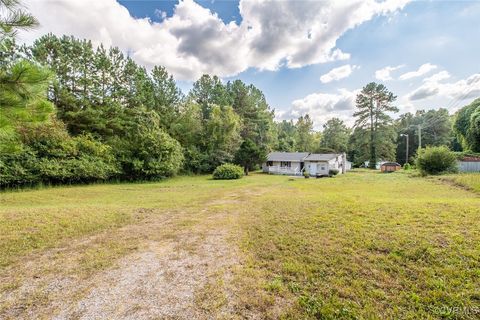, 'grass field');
438,172,480,193
1,171,479,319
